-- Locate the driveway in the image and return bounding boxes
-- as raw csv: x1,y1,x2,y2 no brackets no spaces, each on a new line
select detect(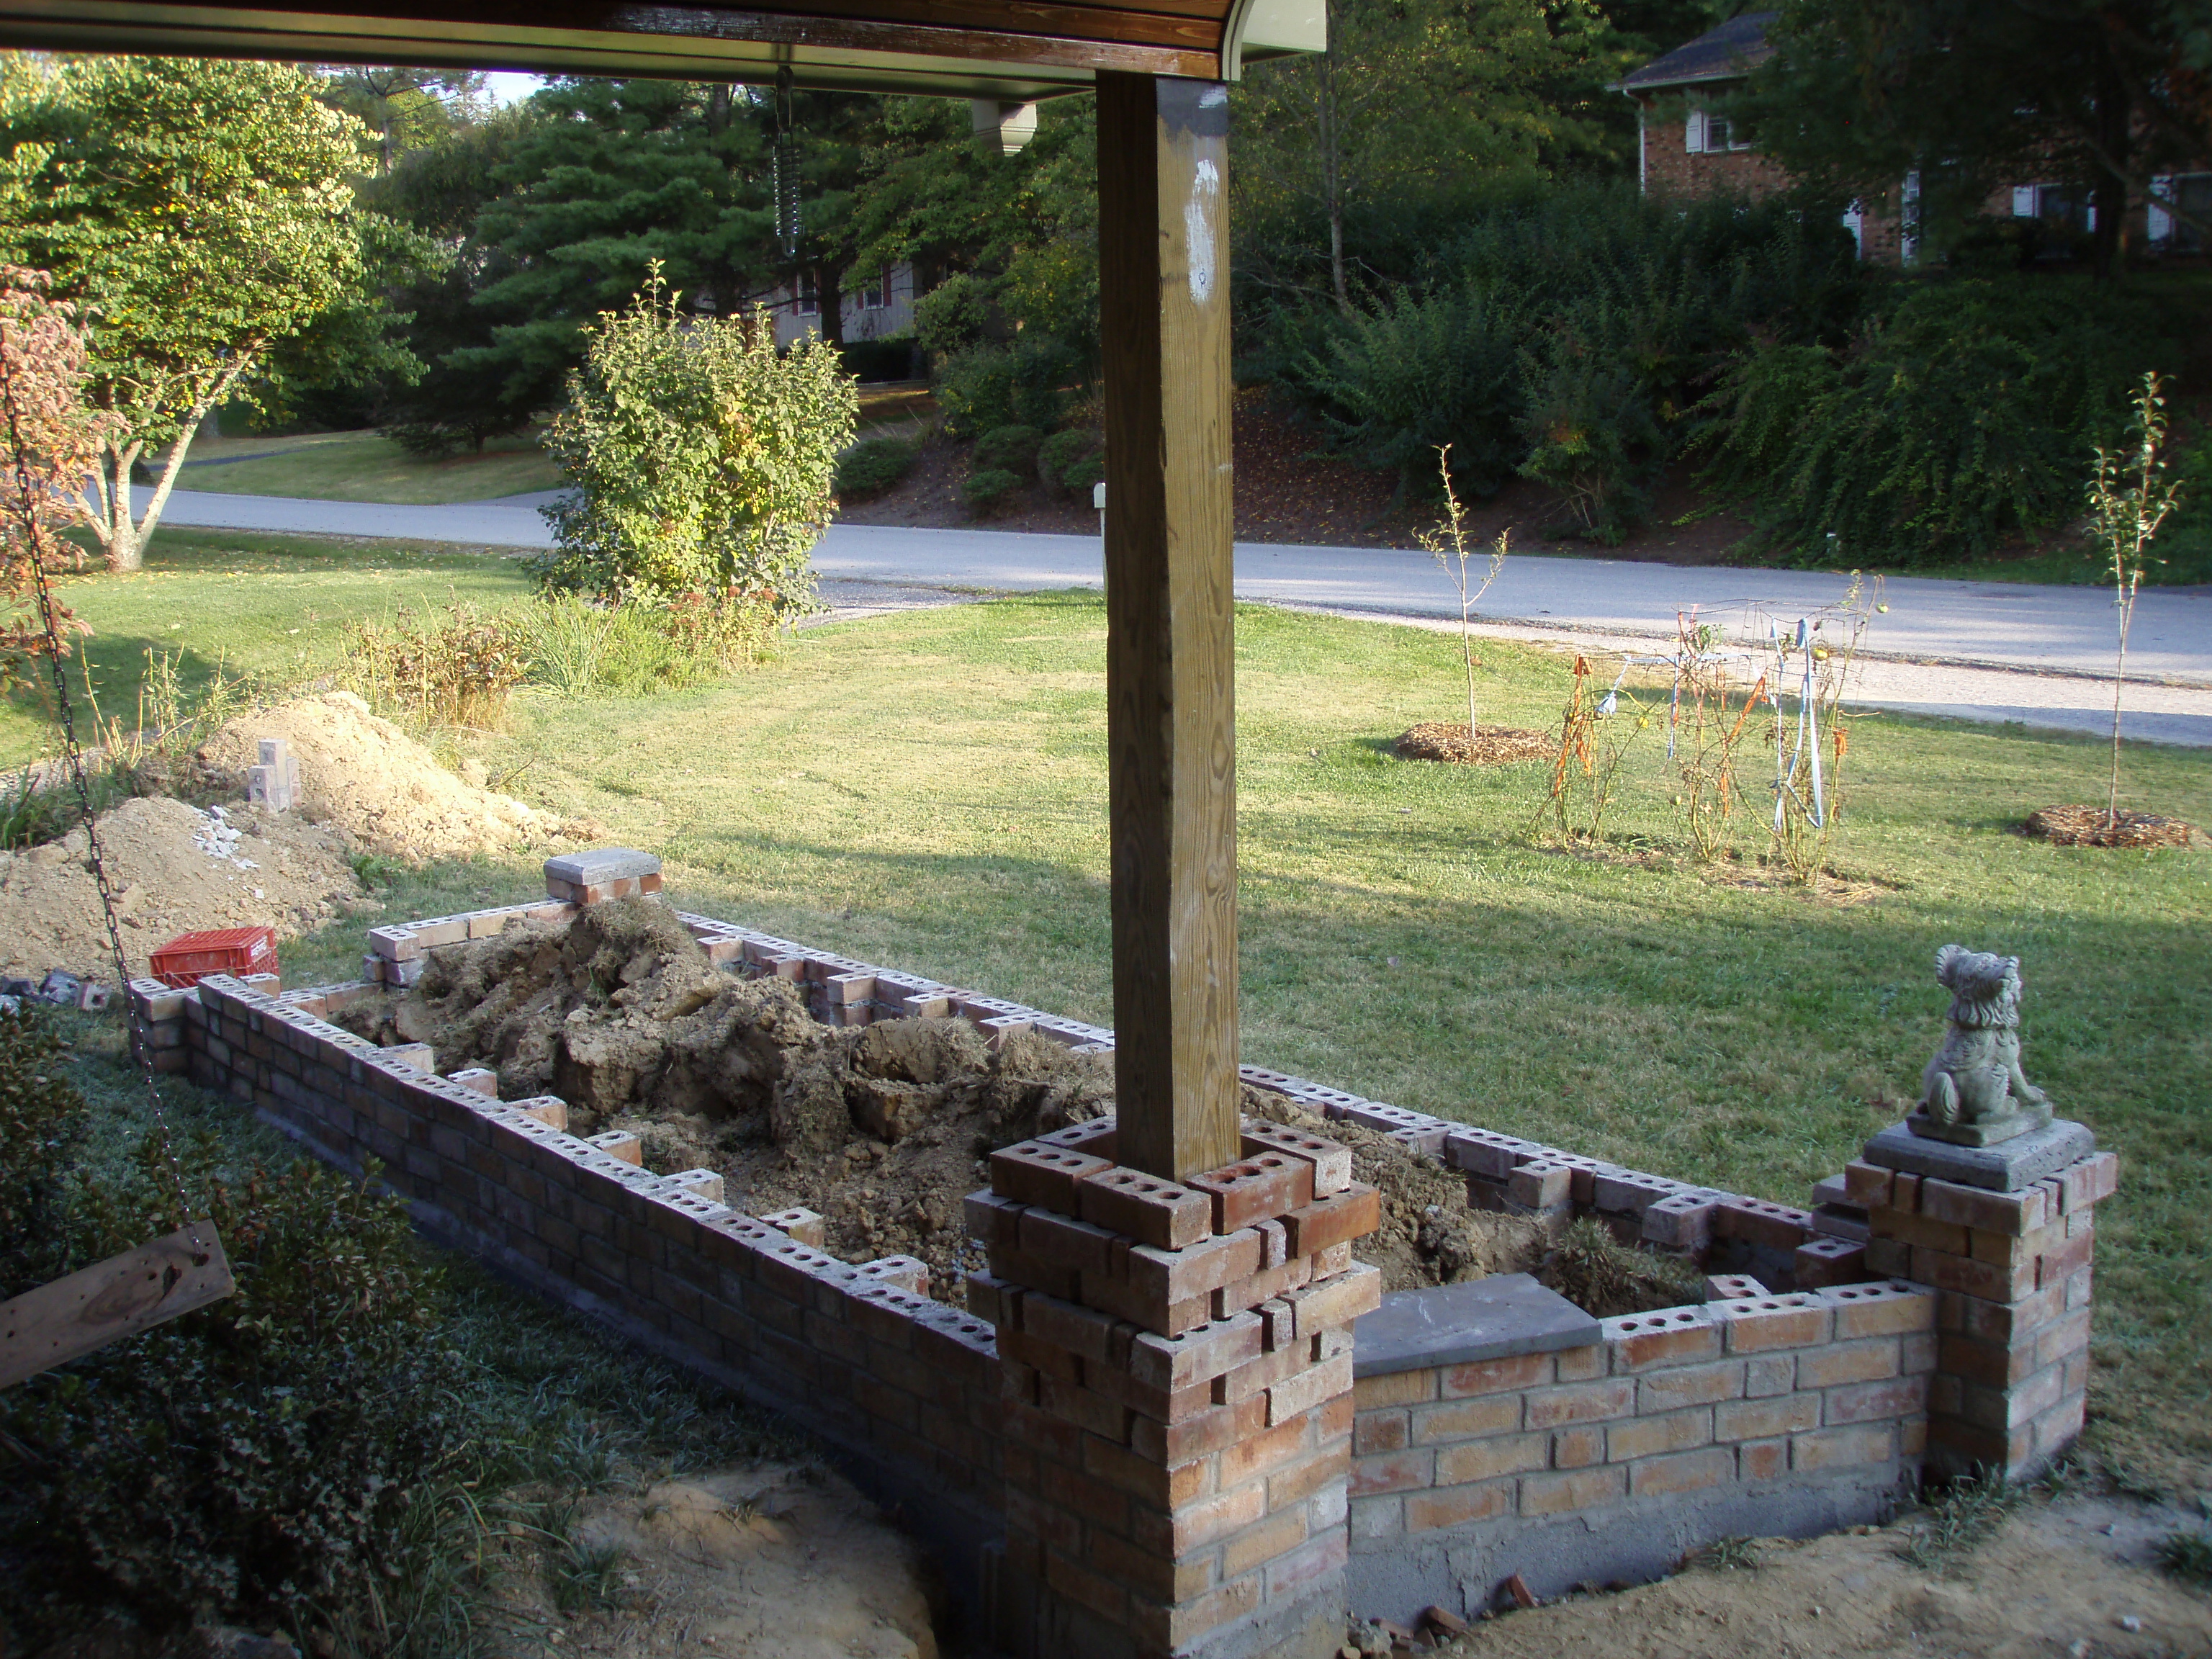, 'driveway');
143,487,2212,746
